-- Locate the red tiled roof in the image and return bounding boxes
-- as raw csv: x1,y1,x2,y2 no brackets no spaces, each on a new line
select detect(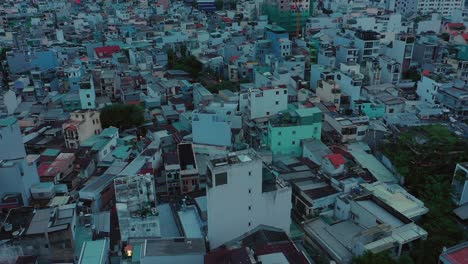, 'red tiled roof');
37,163,53,177
422,69,431,76
65,124,78,131
303,102,314,108
94,46,121,59
446,247,468,264
462,33,468,41
230,55,240,63
222,17,232,23
325,153,346,168
447,23,465,29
